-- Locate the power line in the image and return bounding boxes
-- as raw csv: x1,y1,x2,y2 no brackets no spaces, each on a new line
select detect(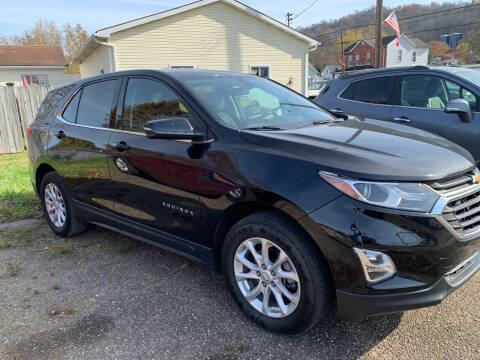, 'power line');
312,3,480,39
294,0,321,20
319,19,480,47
